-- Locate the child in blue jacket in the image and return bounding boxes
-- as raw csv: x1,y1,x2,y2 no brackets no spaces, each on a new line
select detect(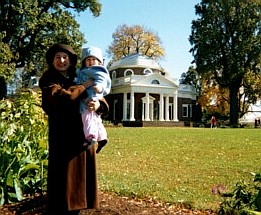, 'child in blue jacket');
78,46,111,153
